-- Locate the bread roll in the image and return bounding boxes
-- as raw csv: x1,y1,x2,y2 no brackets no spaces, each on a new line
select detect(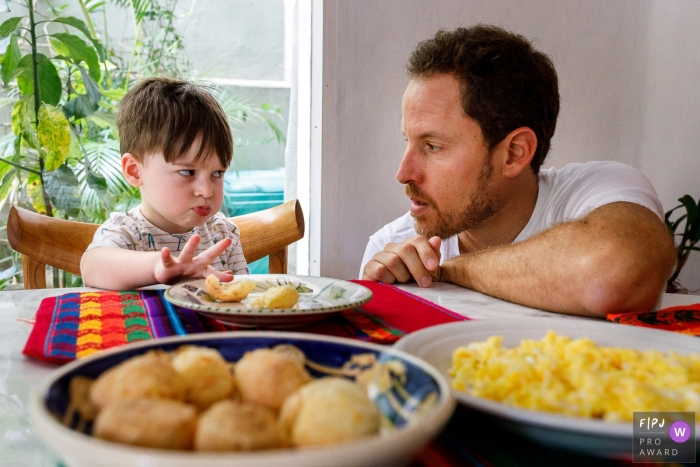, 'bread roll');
235,347,312,410
194,400,284,451
172,346,237,410
90,350,186,409
94,398,197,450
279,377,380,446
